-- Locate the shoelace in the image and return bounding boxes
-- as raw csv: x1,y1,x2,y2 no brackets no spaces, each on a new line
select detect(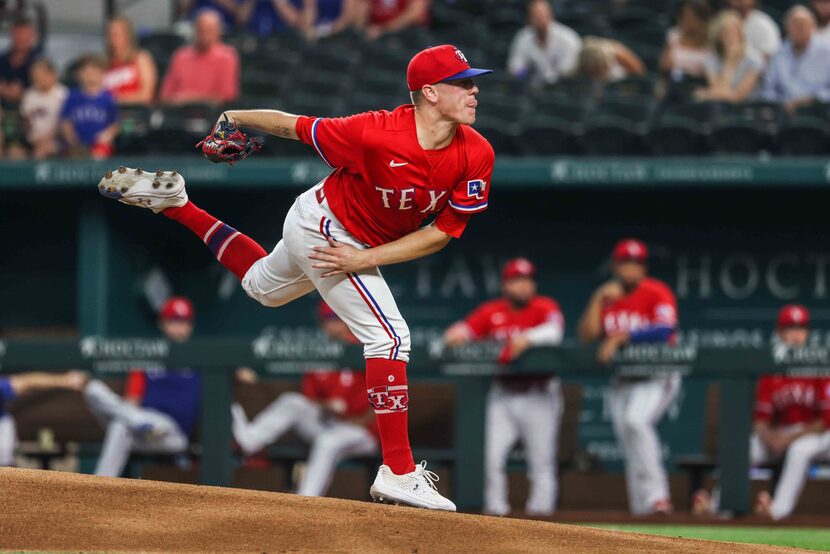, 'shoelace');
414,460,439,492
